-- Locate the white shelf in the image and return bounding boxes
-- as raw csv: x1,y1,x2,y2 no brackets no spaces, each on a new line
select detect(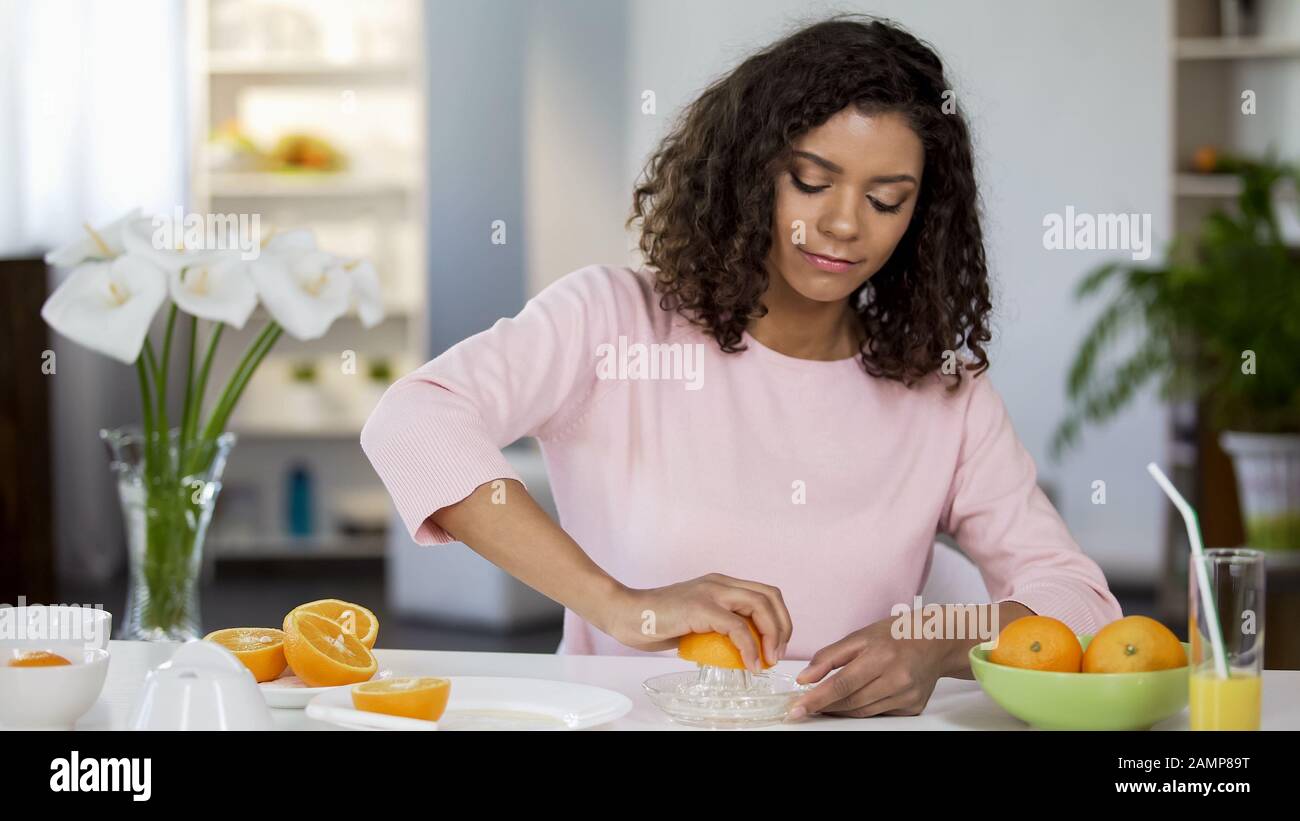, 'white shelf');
207,55,414,78
210,532,386,560
189,0,427,548
229,420,365,439
1175,172,1241,198
243,301,417,323
1175,173,1296,199
206,171,416,199
1175,37,1300,60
